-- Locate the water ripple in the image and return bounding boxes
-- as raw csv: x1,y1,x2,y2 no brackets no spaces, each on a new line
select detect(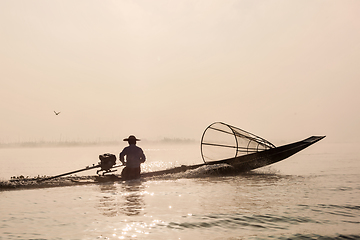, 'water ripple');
166,213,317,231
276,233,360,240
